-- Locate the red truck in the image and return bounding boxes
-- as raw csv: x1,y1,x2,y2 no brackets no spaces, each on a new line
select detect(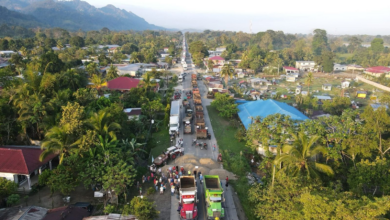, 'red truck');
179,176,198,220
